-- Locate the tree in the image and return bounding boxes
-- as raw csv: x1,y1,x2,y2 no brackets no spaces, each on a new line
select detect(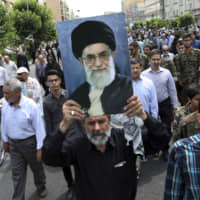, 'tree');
0,2,17,51
170,18,179,28
132,21,143,30
145,18,167,29
12,0,56,45
178,12,195,27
